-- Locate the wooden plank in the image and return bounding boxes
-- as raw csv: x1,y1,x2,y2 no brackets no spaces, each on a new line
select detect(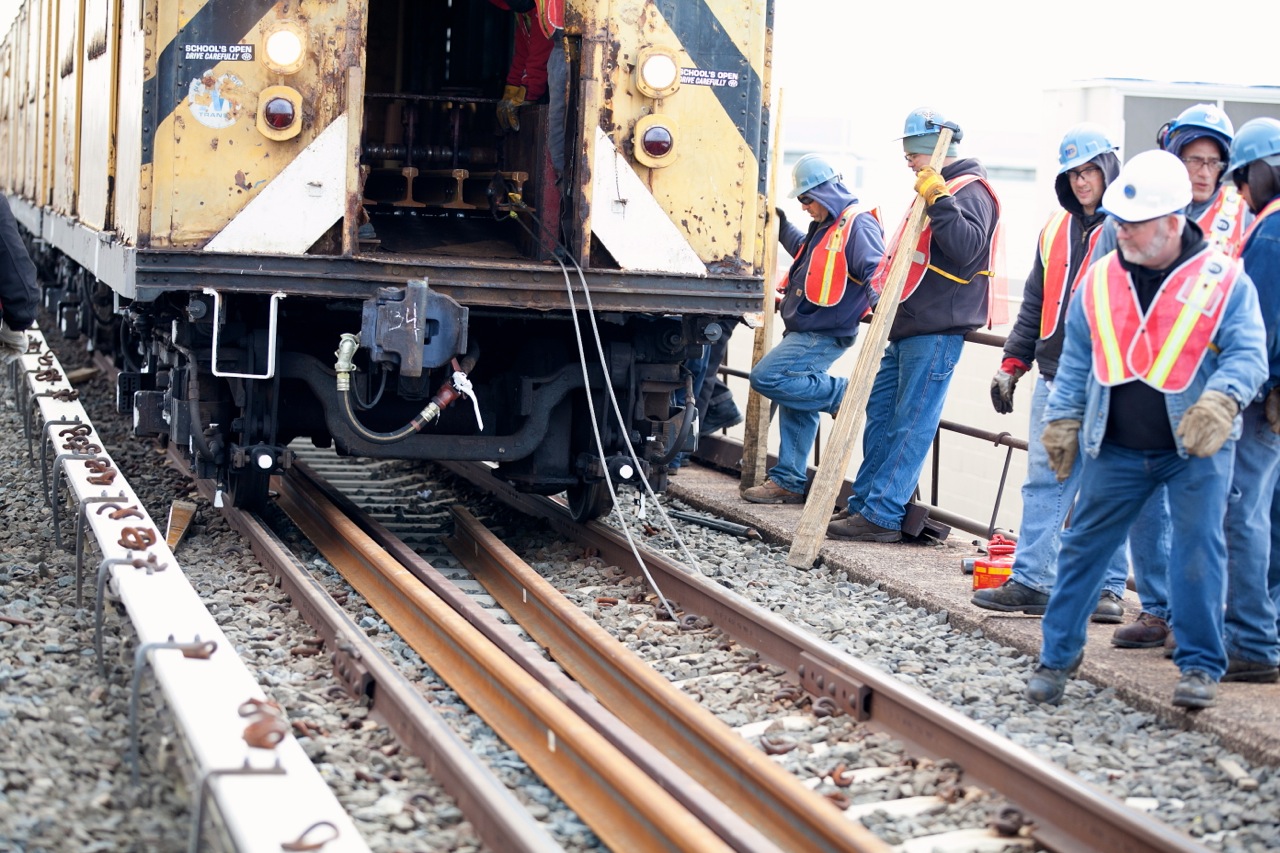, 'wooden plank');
740,89,785,489
787,128,954,568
